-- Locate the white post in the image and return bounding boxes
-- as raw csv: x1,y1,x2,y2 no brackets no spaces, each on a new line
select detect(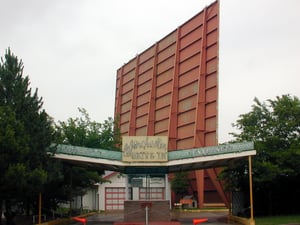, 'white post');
145,206,149,225
125,175,129,200
248,156,255,225
165,174,171,208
